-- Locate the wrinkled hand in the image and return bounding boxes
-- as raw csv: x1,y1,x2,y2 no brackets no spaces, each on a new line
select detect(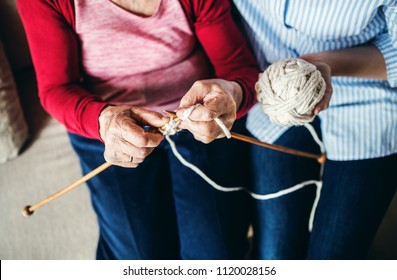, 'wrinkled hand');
300,55,333,115
176,79,243,143
98,106,168,167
